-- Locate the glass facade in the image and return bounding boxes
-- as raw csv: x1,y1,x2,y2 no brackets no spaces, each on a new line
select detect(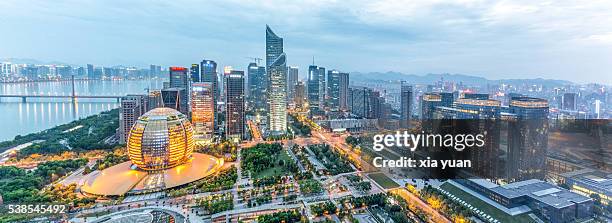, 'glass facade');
127,107,194,171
